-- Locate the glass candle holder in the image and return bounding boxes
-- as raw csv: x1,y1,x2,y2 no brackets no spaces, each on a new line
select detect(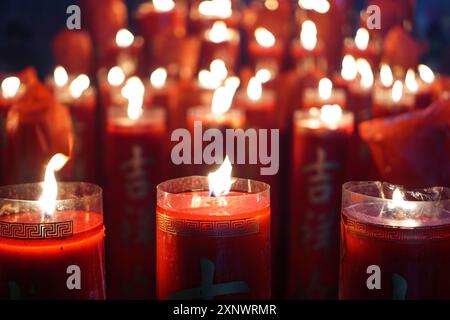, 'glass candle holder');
0,182,105,300
340,181,450,300
156,176,271,300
